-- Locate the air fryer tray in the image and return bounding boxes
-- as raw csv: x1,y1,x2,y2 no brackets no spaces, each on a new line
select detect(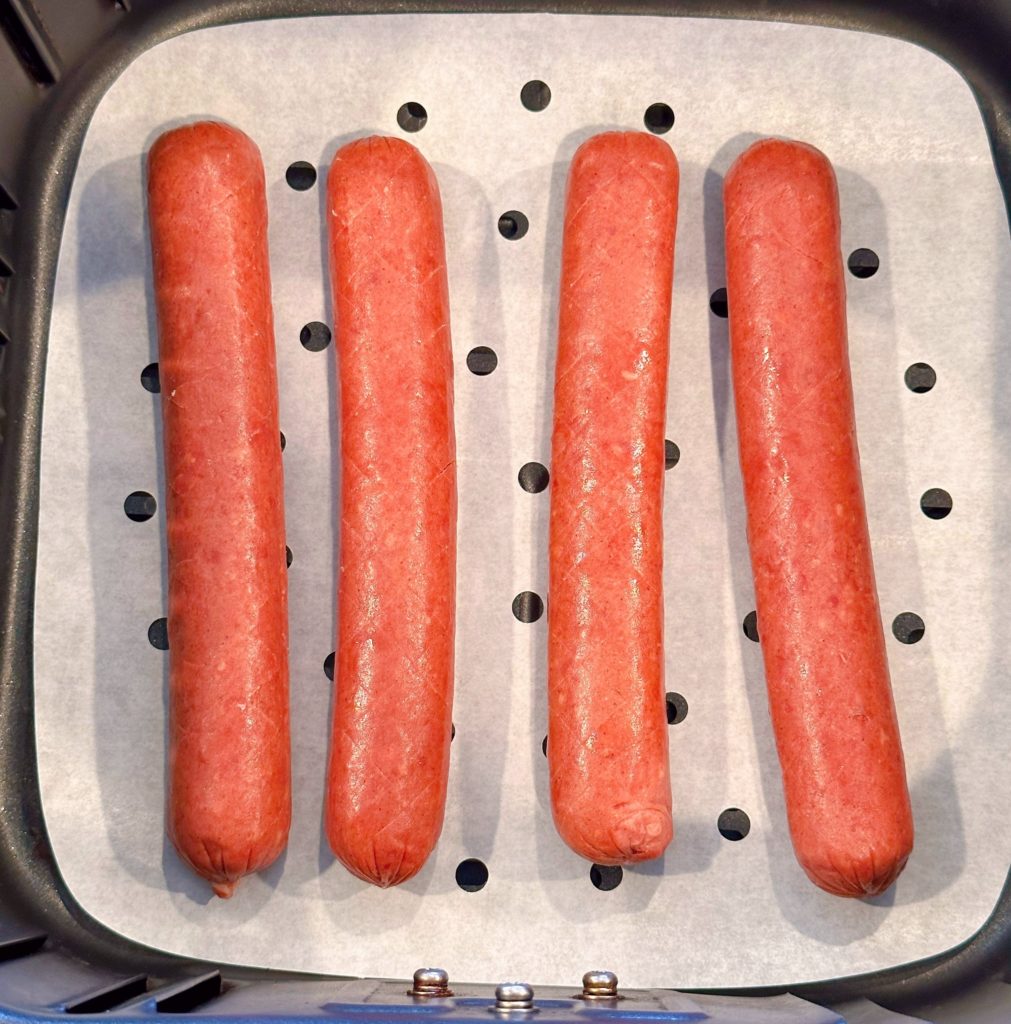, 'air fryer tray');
1,2,1011,1024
